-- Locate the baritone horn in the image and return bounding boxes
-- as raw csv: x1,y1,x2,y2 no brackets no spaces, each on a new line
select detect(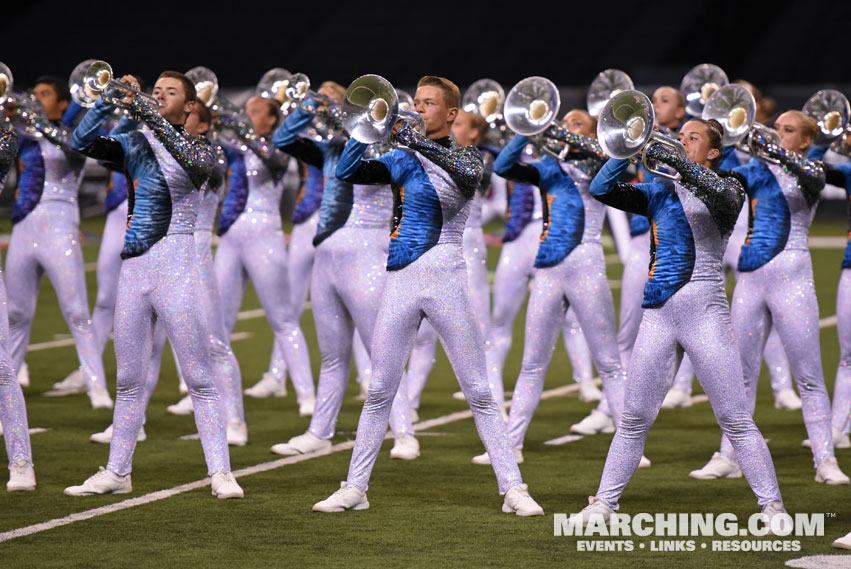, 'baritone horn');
680,63,729,118
341,74,424,146
255,68,294,110
587,69,634,118
463,78,510,146
597,89,686,181
463,79,505,123
802,89,850,146
701,84,756,146
504,76,578,159
186,66,254,148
